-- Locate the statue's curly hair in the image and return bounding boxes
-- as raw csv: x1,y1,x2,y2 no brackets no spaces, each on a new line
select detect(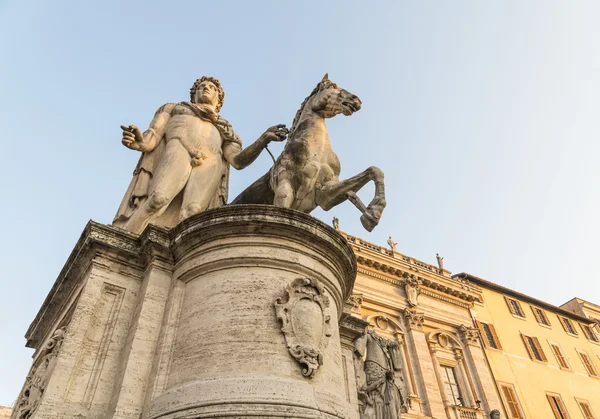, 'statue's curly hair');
190,76,225,112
